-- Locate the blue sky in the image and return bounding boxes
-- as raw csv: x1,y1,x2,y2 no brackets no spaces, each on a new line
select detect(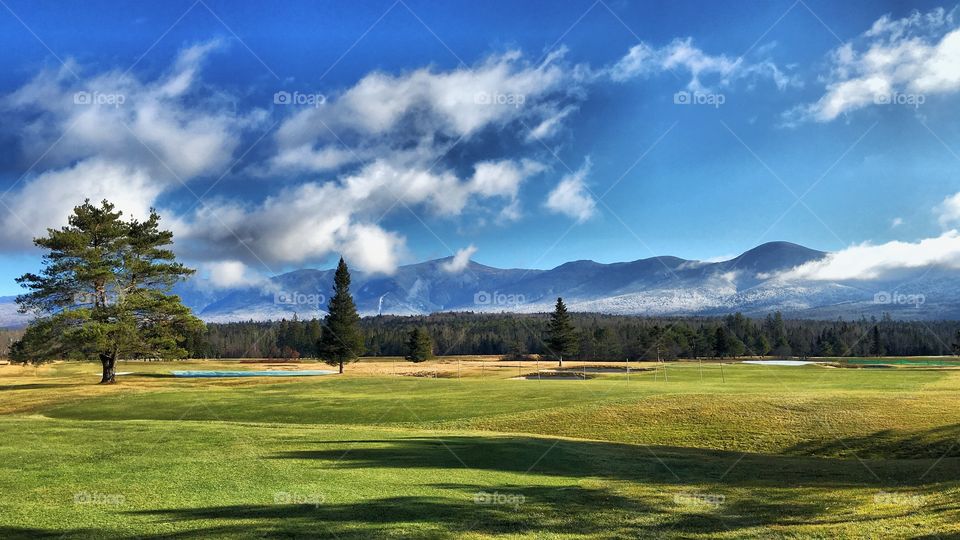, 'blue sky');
1,0,959,293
